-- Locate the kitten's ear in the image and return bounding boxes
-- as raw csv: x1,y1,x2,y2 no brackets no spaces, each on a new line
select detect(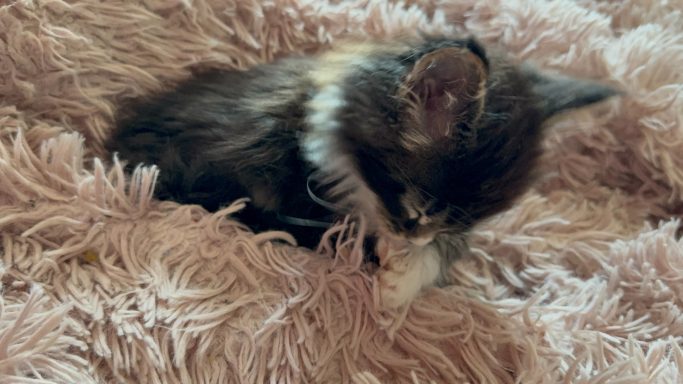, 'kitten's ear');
402,41,488,143
524,66,621,118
